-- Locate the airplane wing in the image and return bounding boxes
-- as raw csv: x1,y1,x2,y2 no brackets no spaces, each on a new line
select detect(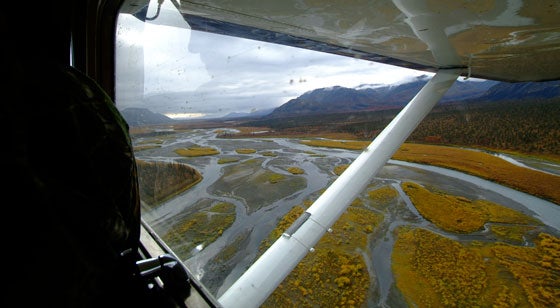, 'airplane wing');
175,0,560,83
